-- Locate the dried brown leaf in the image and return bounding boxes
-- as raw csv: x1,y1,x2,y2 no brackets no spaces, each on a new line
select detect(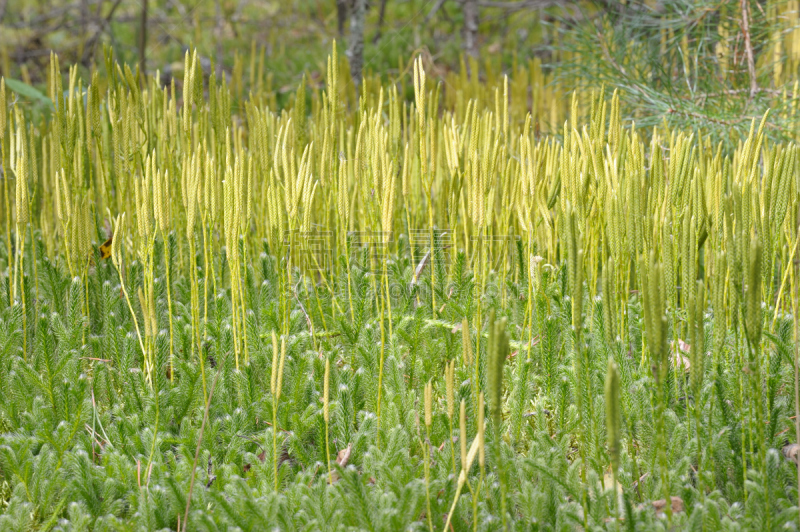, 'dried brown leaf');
670,349,690,371
651,496,684,515
336,443,352,467
783,443,800,465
